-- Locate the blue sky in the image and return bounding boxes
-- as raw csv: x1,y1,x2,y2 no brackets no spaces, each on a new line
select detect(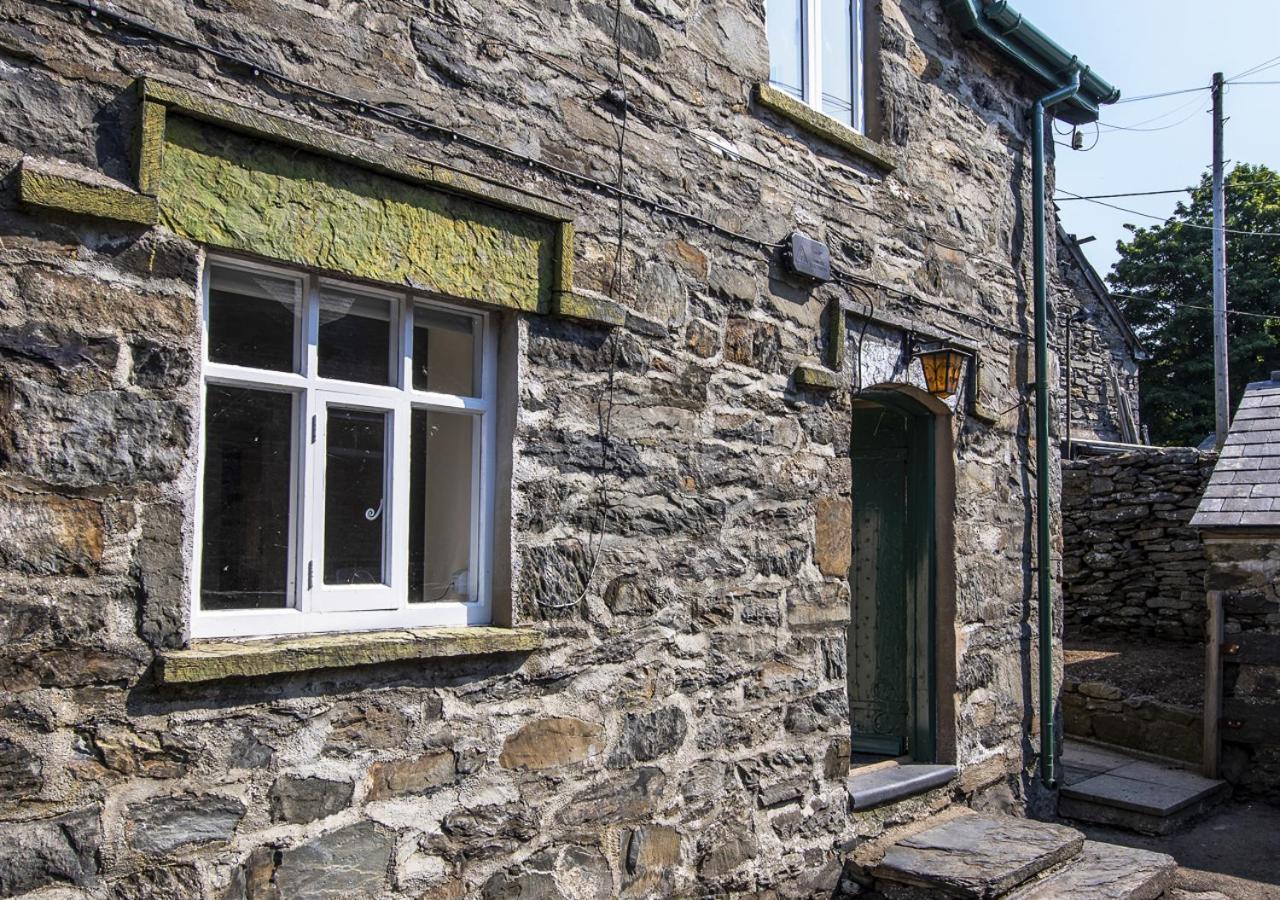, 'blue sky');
1015,0,1280,278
